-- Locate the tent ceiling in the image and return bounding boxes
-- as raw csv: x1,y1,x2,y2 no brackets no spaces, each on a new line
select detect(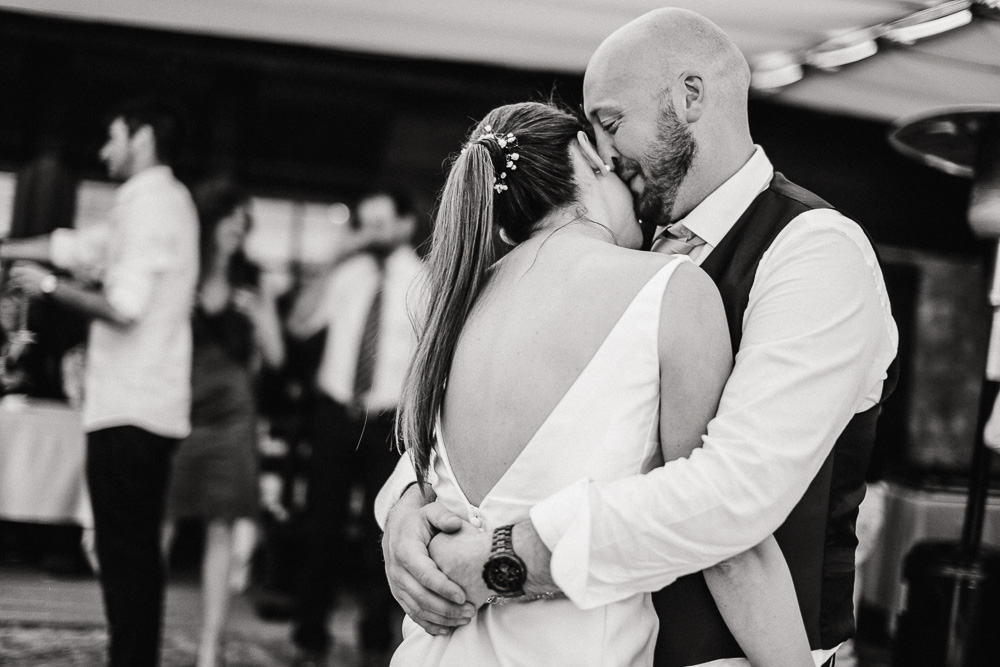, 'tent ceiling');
2,0,998,122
